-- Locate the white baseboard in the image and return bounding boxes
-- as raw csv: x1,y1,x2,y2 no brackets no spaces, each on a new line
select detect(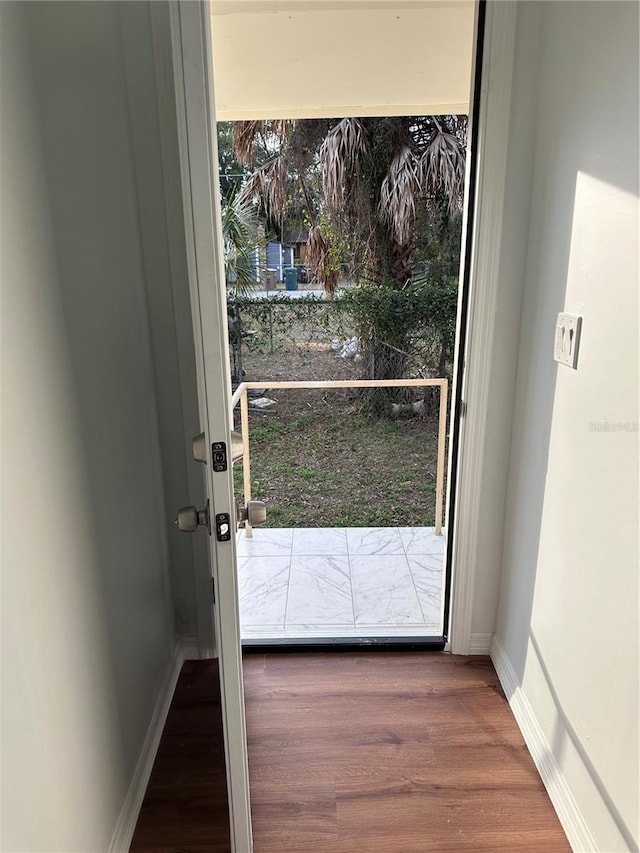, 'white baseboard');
108,641,185,853
179,634,201,660
490,636,597,852
468,632,493,654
